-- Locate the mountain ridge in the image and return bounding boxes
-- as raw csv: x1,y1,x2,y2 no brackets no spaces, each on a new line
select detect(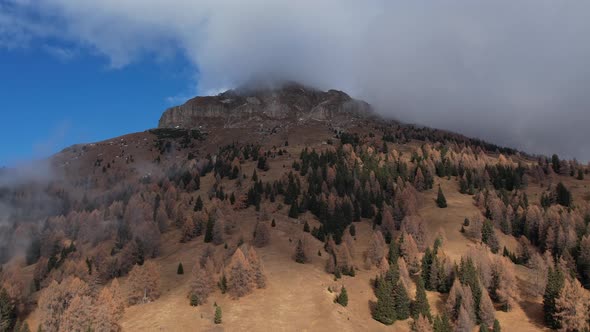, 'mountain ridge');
158,82,374,130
